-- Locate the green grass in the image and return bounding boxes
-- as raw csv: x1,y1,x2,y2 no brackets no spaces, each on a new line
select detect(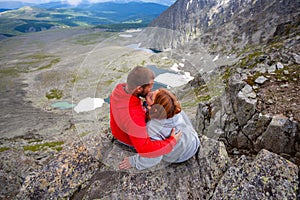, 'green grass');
72,32,114,45
46,88,63,100
0,147,10,153
25,54,54,60
35,58,61,71
0,67,20,78
23,141,64,152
